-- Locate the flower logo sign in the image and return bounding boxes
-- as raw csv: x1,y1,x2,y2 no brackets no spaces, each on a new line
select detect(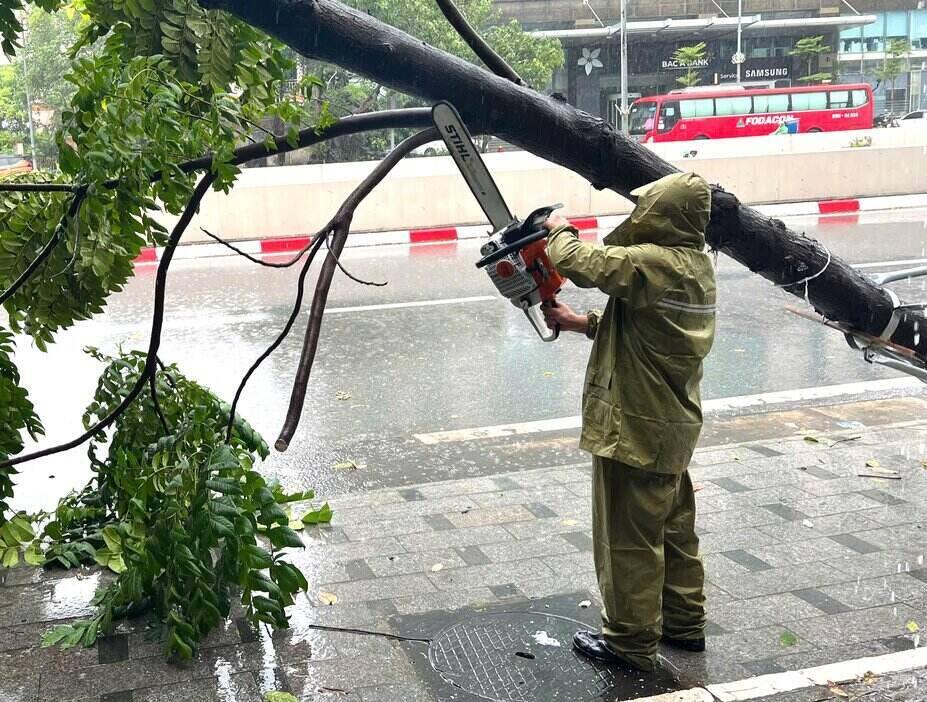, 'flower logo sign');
578,48,604,76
